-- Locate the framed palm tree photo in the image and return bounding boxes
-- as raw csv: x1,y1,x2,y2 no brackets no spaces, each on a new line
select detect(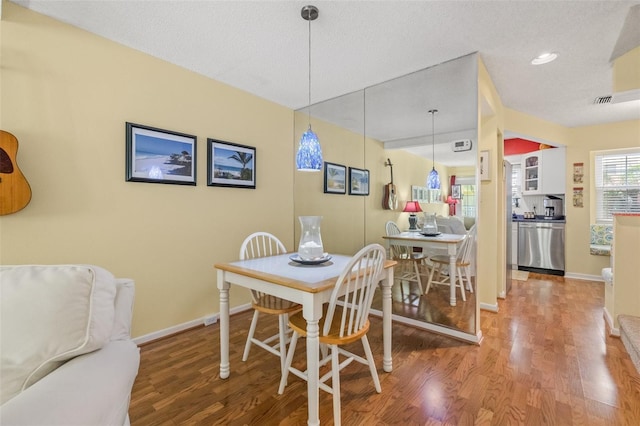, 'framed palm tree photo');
348,167,369,196
324,162,346,194
207,138,256,189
